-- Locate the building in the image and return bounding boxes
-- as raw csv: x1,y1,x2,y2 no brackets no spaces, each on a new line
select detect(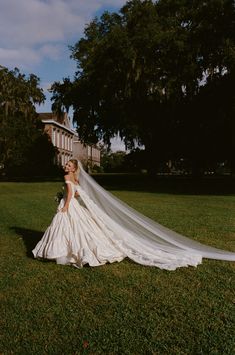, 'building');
39,112,100,167
73,138,101,168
